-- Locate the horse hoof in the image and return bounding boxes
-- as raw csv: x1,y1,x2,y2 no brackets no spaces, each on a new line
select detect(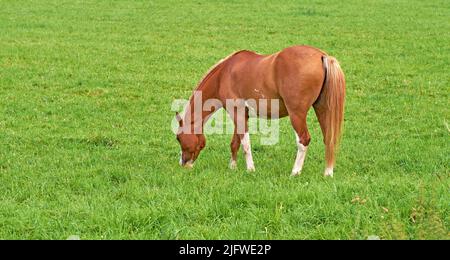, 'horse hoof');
291,172,301,177
324,168,334,177
229,160,237,170
247,167,255,172
184,164,194,169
